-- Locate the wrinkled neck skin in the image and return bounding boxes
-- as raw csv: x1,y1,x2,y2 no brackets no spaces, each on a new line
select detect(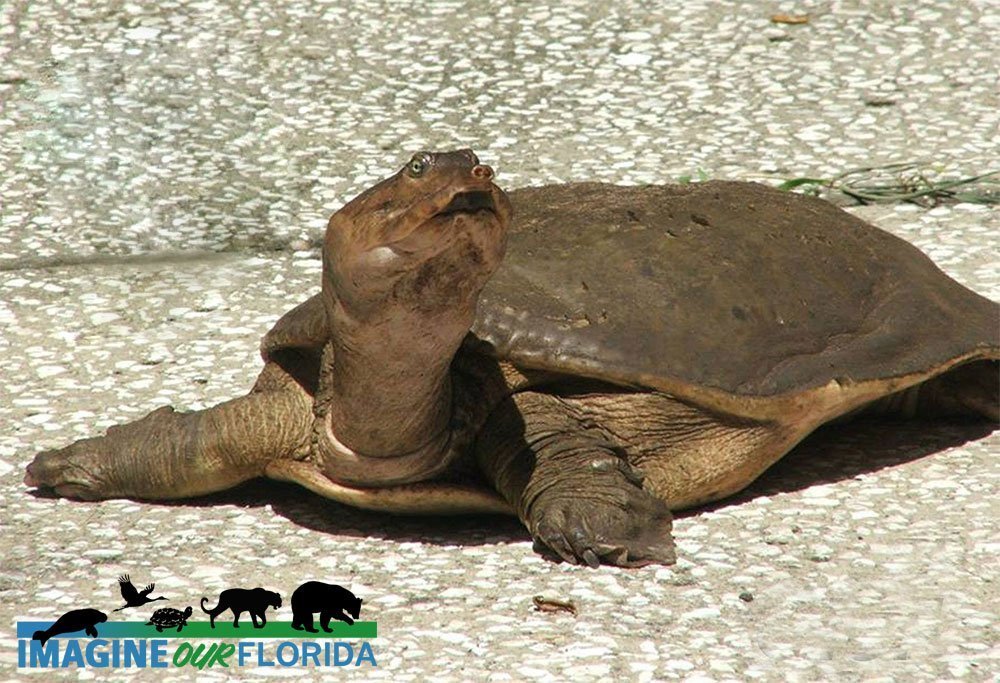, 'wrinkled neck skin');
311,149,509,486
316,294,477,486
330,303,469,453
